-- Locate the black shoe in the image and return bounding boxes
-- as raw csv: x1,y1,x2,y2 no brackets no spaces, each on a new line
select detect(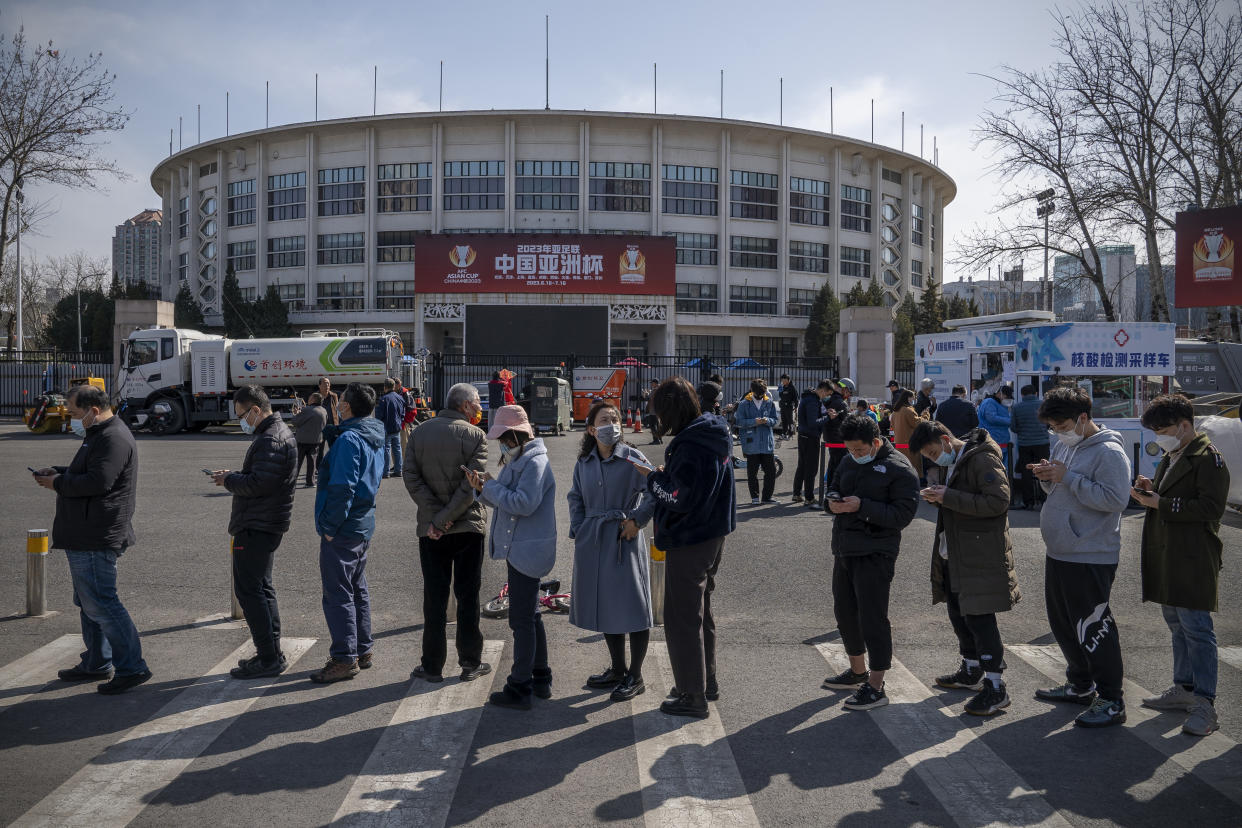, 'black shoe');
58,665,113,682
843,682,888,711
705,676,720,702
460,662,492,682
411,665,444,683
533,667,552,698
965,678,1011,716
587,666,625,688
230,654,287,679
97,670,153,695
489,685,533,710
935,660,984,690
822,668,869,690
611,673,646,702
660,692,709,718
